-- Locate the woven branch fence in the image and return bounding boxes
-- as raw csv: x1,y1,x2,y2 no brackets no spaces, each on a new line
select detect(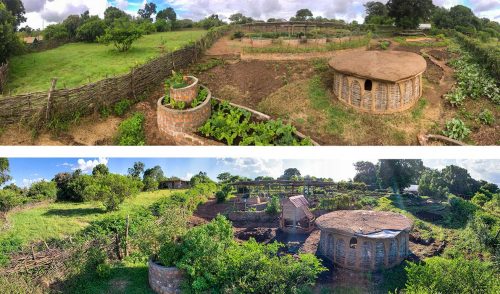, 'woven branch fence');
0,27,230,126
0,62,8,94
